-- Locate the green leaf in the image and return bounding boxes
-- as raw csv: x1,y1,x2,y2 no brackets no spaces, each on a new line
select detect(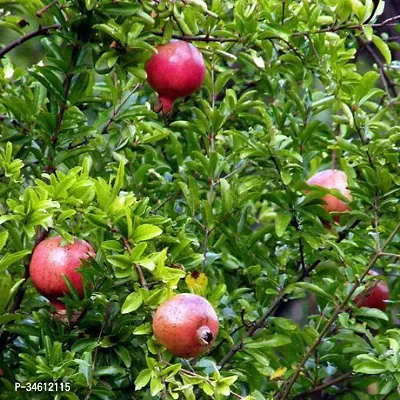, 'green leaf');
353,360,387,374
353,307,389,321
94,366,125,376
135,369,151,390
29,67,64,101
271,317,298,331
0,231,9,252
244,334,291,348
71,339,98,353
291,282,333,300
0,250,30,273
133,323,152,335
220,178,233,213
133,224,162,242
115,346,132,368
107,255,132,269
275,212,292,237
372,35,392,65
102,3,140,16
121,292,143,314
